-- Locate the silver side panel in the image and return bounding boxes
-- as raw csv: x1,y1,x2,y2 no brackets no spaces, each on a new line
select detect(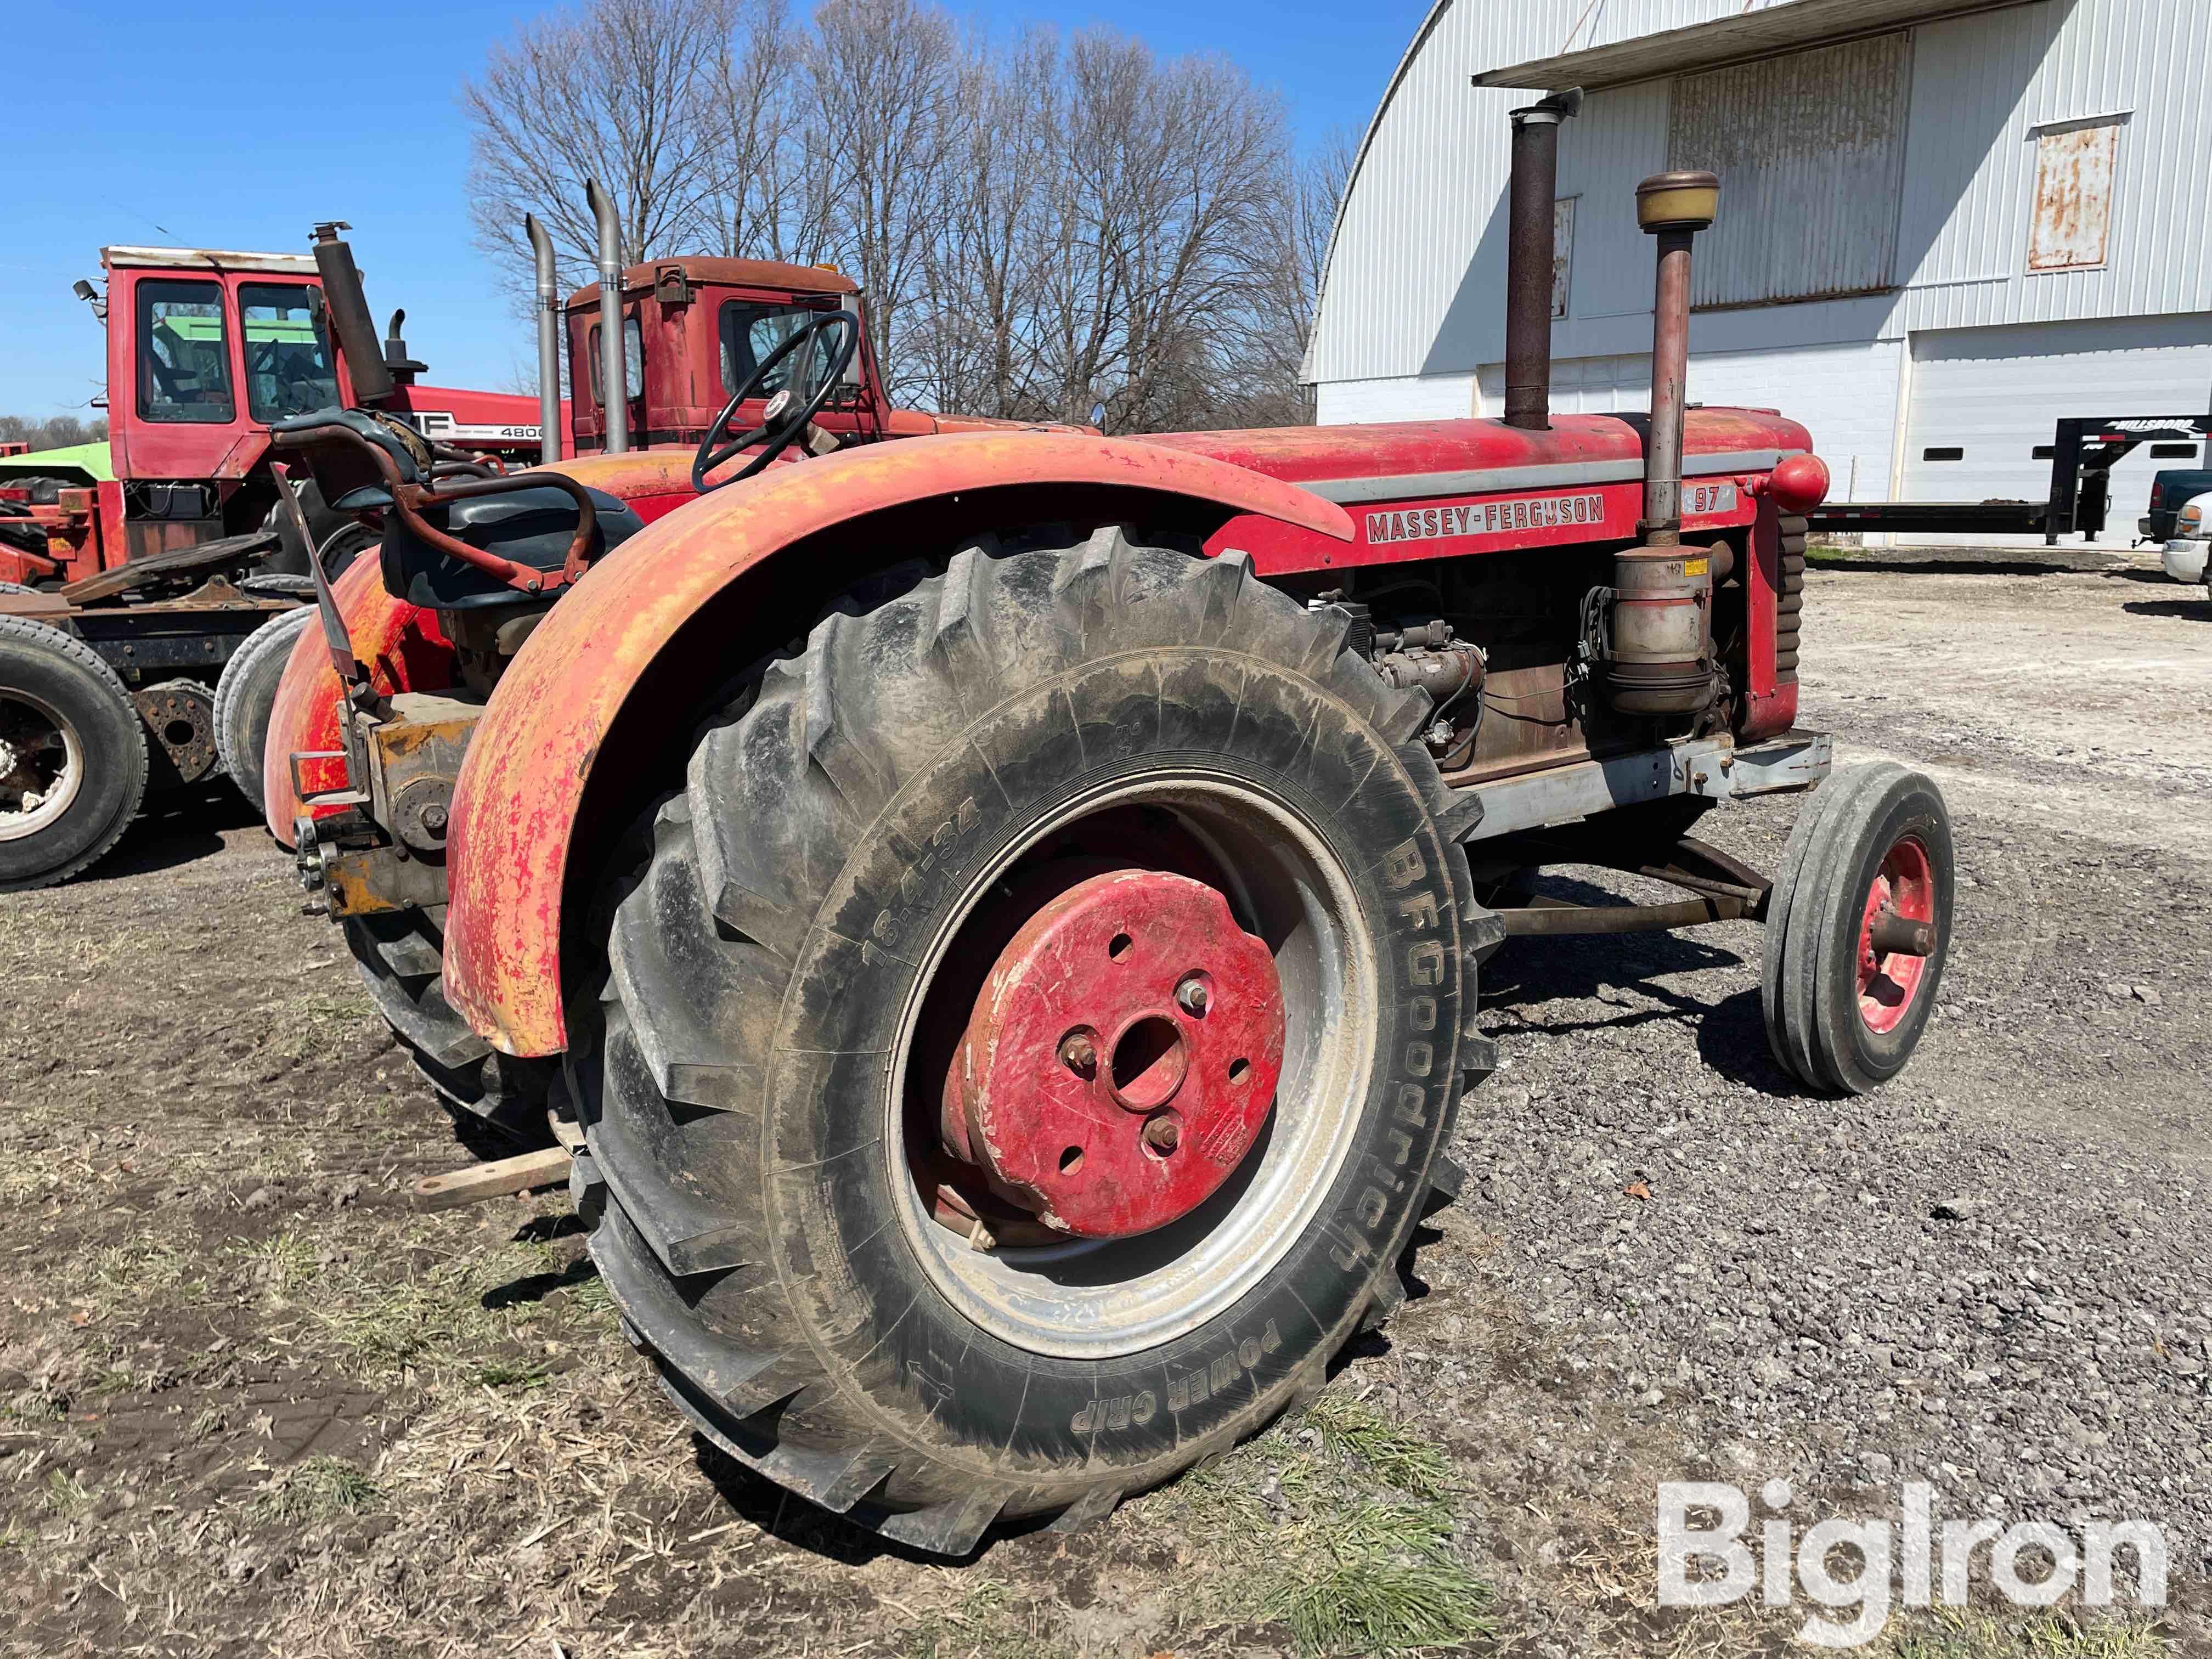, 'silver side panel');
1300,447,1791,506
1459,731,1832,842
